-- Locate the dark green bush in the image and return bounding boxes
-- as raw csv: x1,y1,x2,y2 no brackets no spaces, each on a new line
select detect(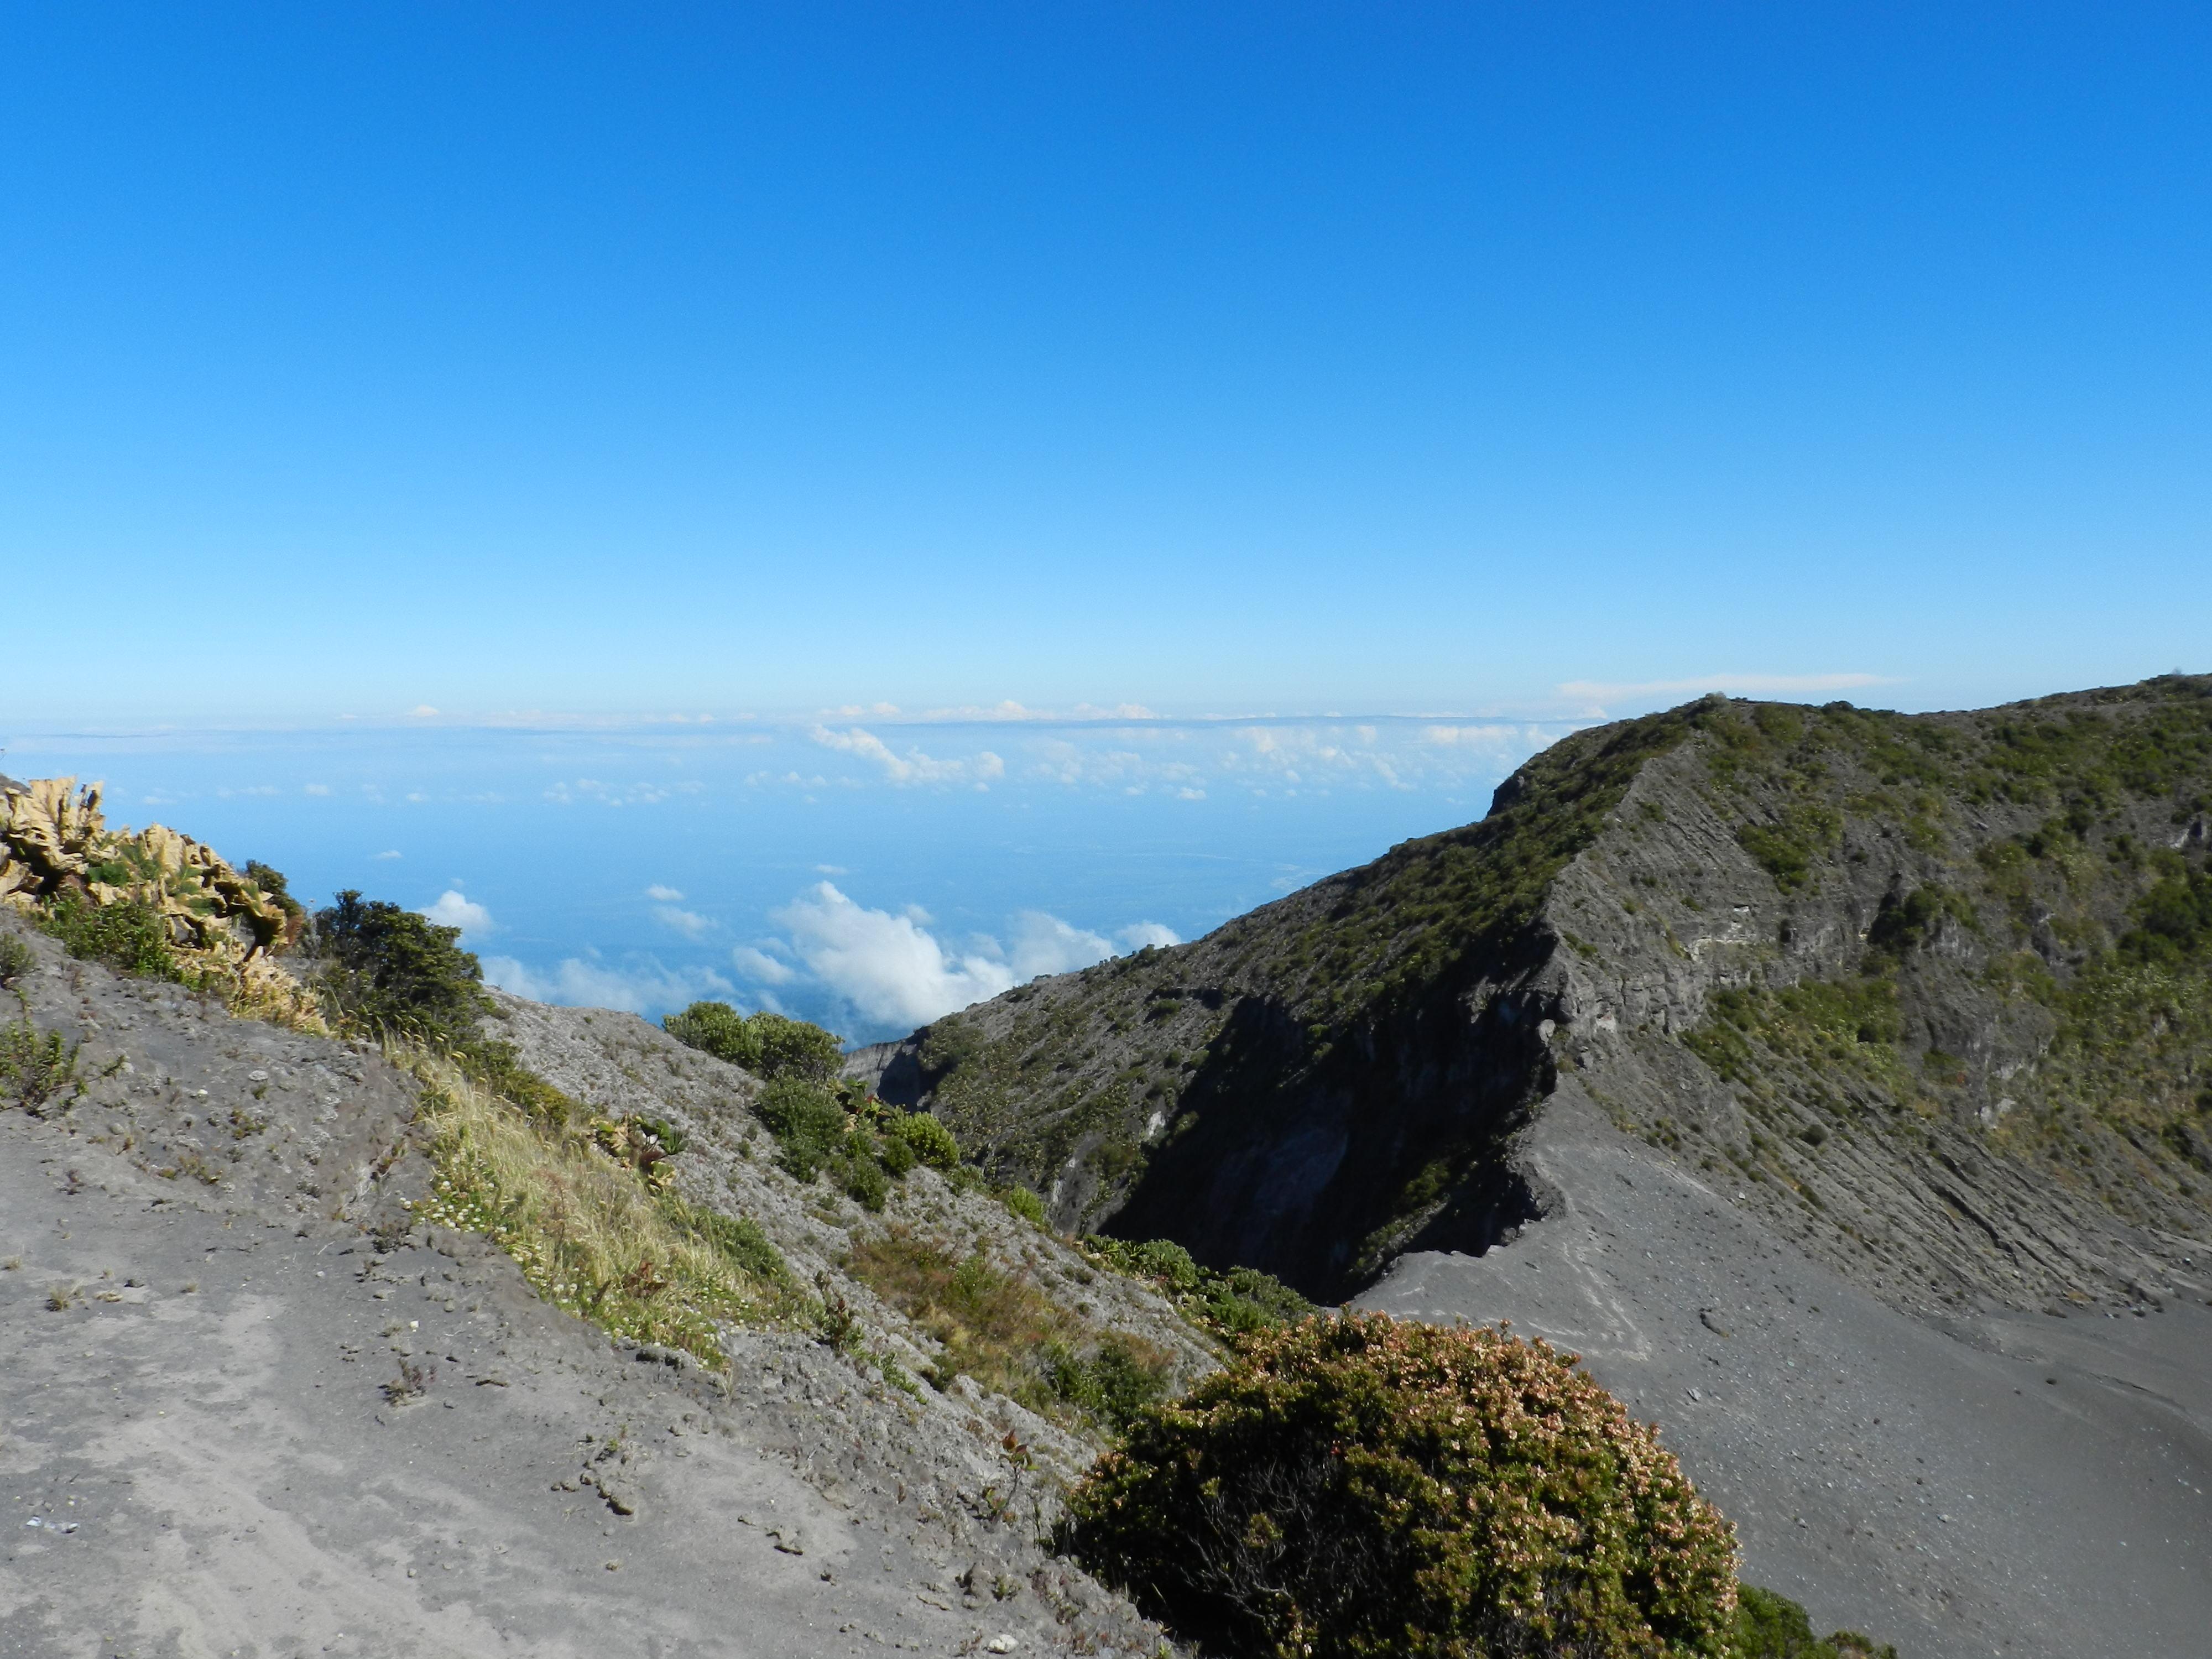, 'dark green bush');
2121,863,2212,966
755,1078,849,1181
1046,1334,1170,1430
838,1141,891,1211
874,1128,917,1178
663,1000,843,1082
466,1036,583,1124
1062,1313,1739,1659
304,890,487,1048
1867,885,1976,956
665,1198,790,1287
1728,1585,1895,1659
41,893,185,981
0,935,33,986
